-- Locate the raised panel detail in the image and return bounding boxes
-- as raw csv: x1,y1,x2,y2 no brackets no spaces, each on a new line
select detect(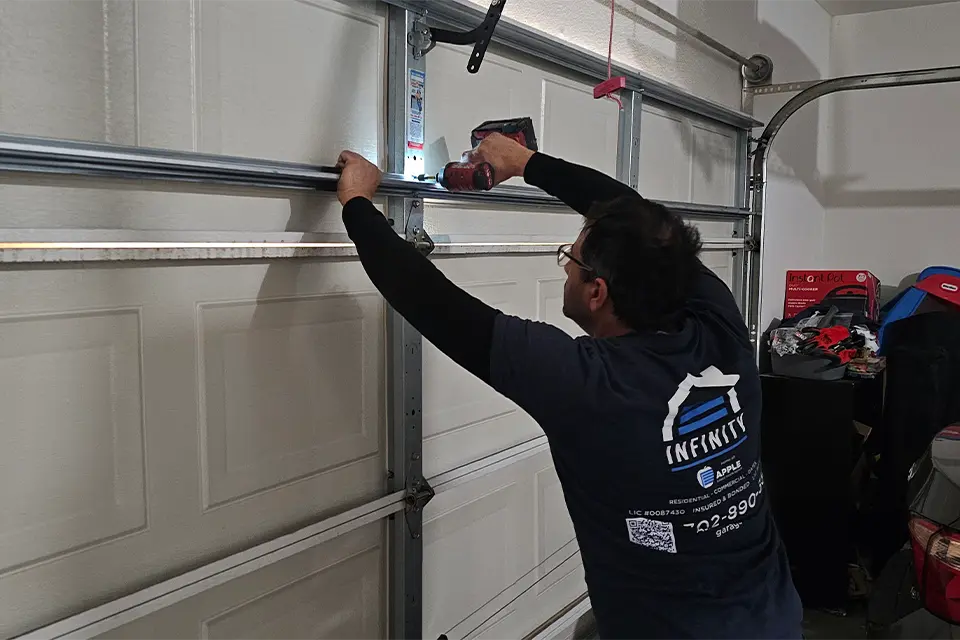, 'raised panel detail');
423,274,542,477
198,0,382,164
691,123,736,206
0,0,136,143
97,522,384,640
424,483,524,639
199,292,382,508
204,547,381,639
639,104,738,207
0,308,145,574
535,466,578,594
542,78,619,177
639,106,688,202
423,281,519,437
701,250,735,292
